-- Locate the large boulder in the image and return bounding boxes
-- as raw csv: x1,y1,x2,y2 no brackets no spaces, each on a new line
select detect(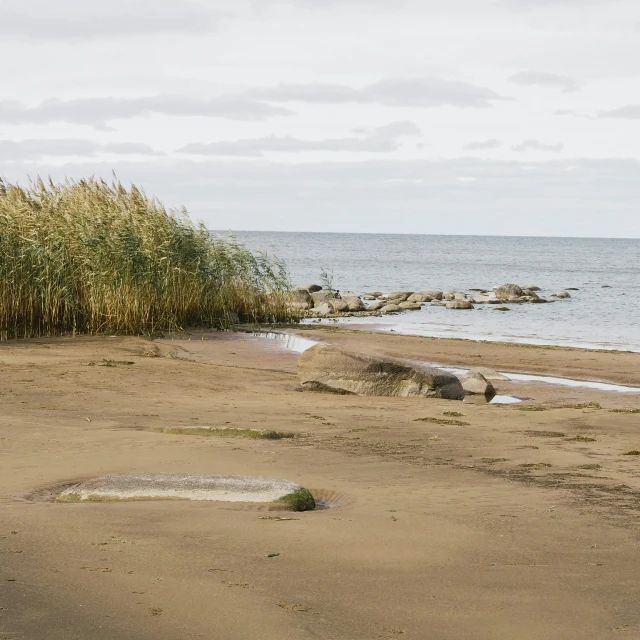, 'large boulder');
342,295,366,312
290,289,313,310
296,283,322,293
314,302,335,316
335,299,350,312
310,290,340,305
367,301,387,311
297,344,464,399
460,371,495,397
551,291,571,299
446,301,474,310
407,293,432,302
494,284,524,300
